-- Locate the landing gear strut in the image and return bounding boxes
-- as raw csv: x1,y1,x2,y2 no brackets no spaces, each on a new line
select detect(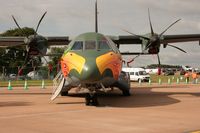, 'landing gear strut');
85,93,99,106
